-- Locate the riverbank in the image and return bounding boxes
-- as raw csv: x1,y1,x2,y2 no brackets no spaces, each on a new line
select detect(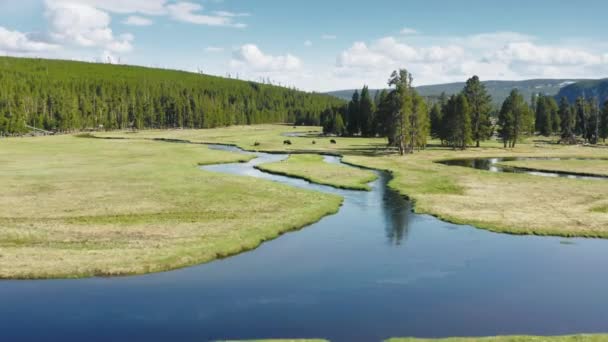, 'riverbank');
0,135,342,279
256,154,377,191
497,158,608,178
97,125,608,239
